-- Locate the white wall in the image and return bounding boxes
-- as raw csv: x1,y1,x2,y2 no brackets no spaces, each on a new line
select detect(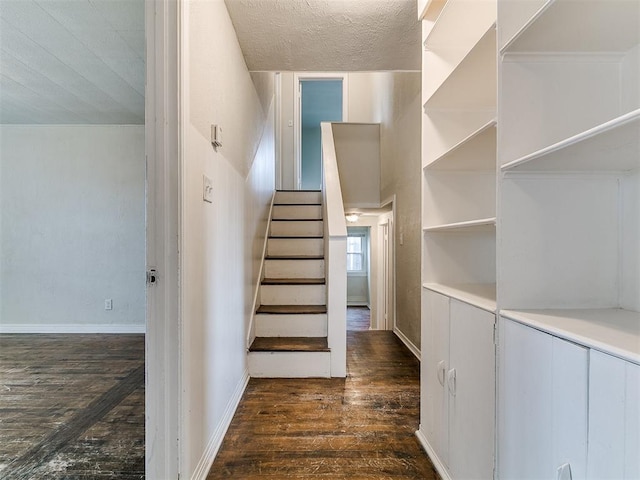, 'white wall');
181,1,275,478
333,123,381,208
0,125,145,332
372,72,422,349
